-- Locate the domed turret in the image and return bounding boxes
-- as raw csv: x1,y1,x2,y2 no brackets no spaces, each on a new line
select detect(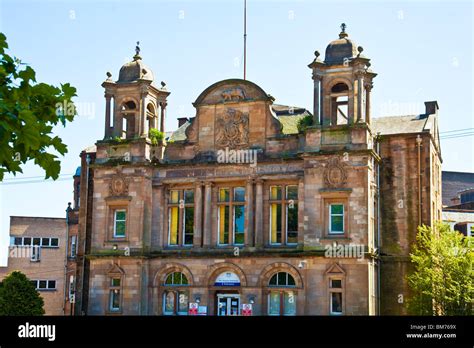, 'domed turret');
324,23,359,65
117,41,154,83
308,24,376,127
